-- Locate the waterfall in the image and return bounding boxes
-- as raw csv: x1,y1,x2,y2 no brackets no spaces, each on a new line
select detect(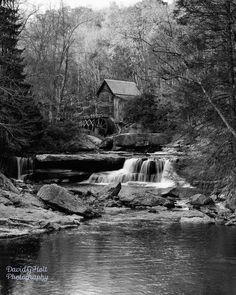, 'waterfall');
88,157,175,186
16,157,34,180
161,159,174,182
138,159,165,182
